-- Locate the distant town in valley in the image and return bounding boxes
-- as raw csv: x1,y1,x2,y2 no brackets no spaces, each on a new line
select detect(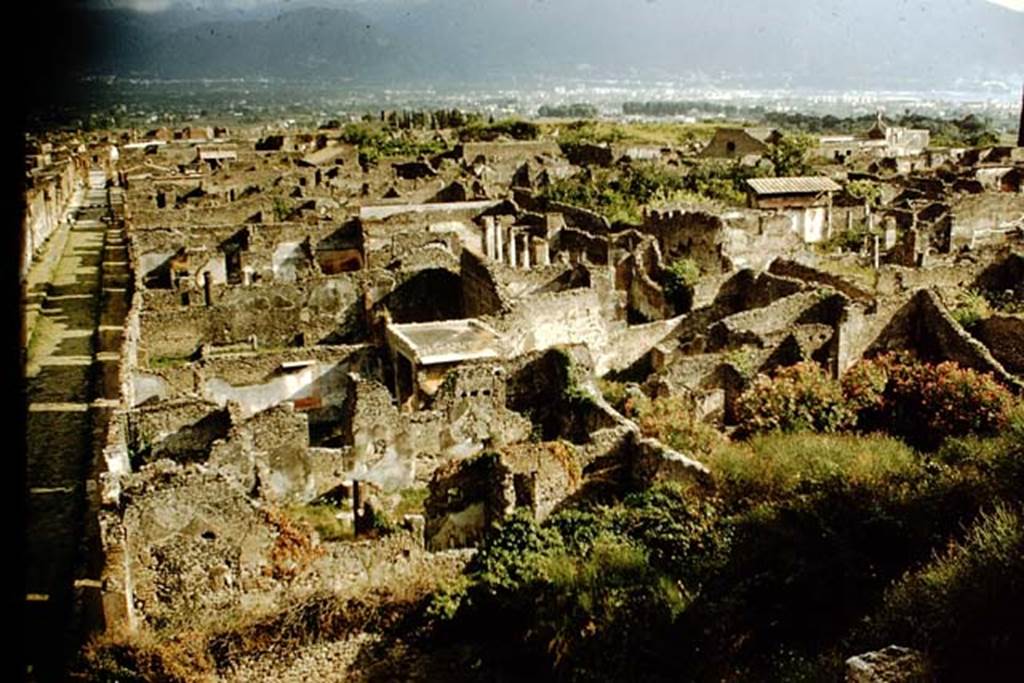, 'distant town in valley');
18,1,1024,682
